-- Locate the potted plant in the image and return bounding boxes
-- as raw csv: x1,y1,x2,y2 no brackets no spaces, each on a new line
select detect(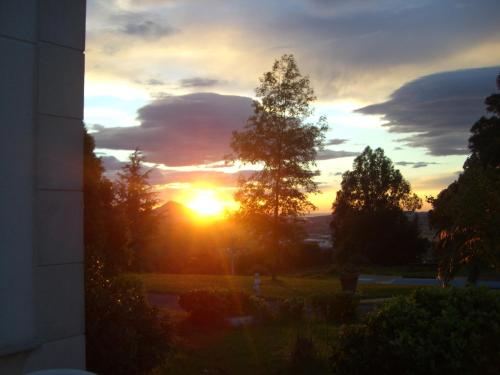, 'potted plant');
337,252,367,293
